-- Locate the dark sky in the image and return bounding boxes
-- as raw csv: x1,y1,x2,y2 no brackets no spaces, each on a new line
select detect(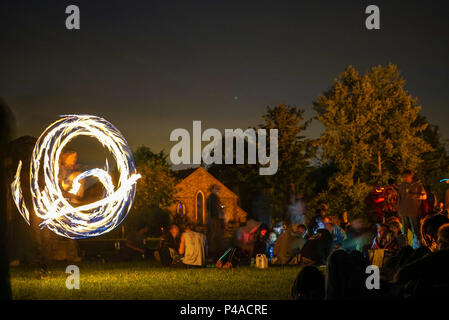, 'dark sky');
1,0,449,160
